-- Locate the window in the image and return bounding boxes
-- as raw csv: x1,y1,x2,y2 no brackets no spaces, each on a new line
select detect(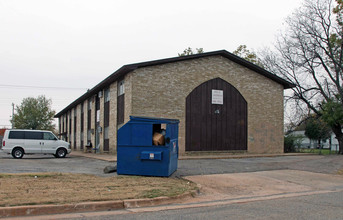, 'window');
74,114,77,132
69,115,72,134
88,98,92,110
87,130,91,142
104,127,109,151
87,101,92,130
81,103,84,132
66,114,68,133
74,109,77,150
43,132,56,140
25,131,43,140
62,115,65,132
118,80,124,96
104,94,110,127
9,131,25,139
104,127,109,139
104,87,110,152
104,87,110,102
117,80,125,125
80,131,84,150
